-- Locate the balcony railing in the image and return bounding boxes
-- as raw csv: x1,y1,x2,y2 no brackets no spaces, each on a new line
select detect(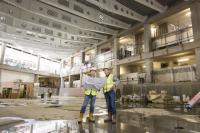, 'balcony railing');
152,26,194,49
118,44,144,60
120,65,196,84
120,72,146,84
82,51,113,71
